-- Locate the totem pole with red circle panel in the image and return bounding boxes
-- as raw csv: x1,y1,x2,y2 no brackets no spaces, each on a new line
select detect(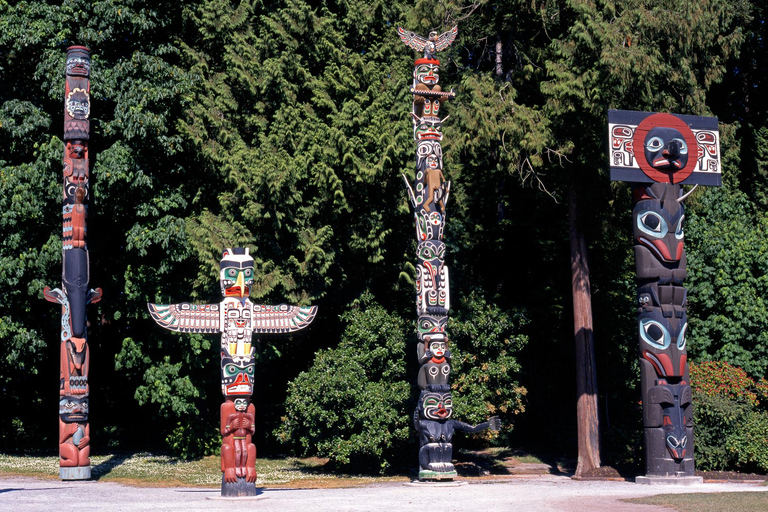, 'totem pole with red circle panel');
608,109,721,478
398,26,500,481
43,46,103,481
